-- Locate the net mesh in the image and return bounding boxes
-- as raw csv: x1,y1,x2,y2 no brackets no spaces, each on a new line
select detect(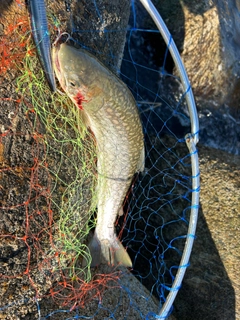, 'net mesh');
0,0,198,319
